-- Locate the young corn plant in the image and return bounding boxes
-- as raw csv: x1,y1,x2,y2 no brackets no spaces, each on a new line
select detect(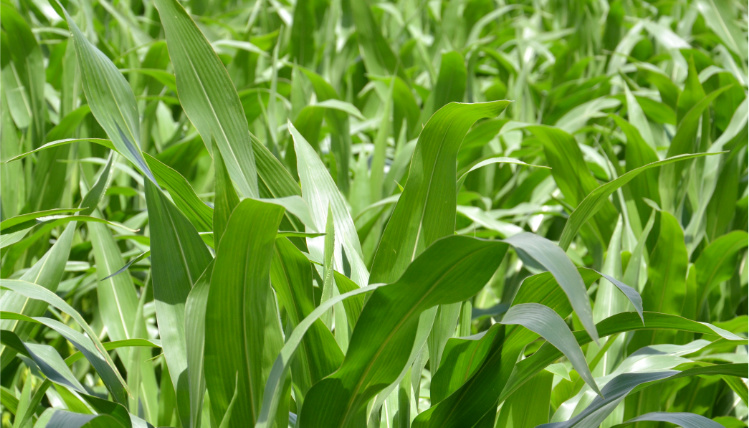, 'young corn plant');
1,0,747,427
